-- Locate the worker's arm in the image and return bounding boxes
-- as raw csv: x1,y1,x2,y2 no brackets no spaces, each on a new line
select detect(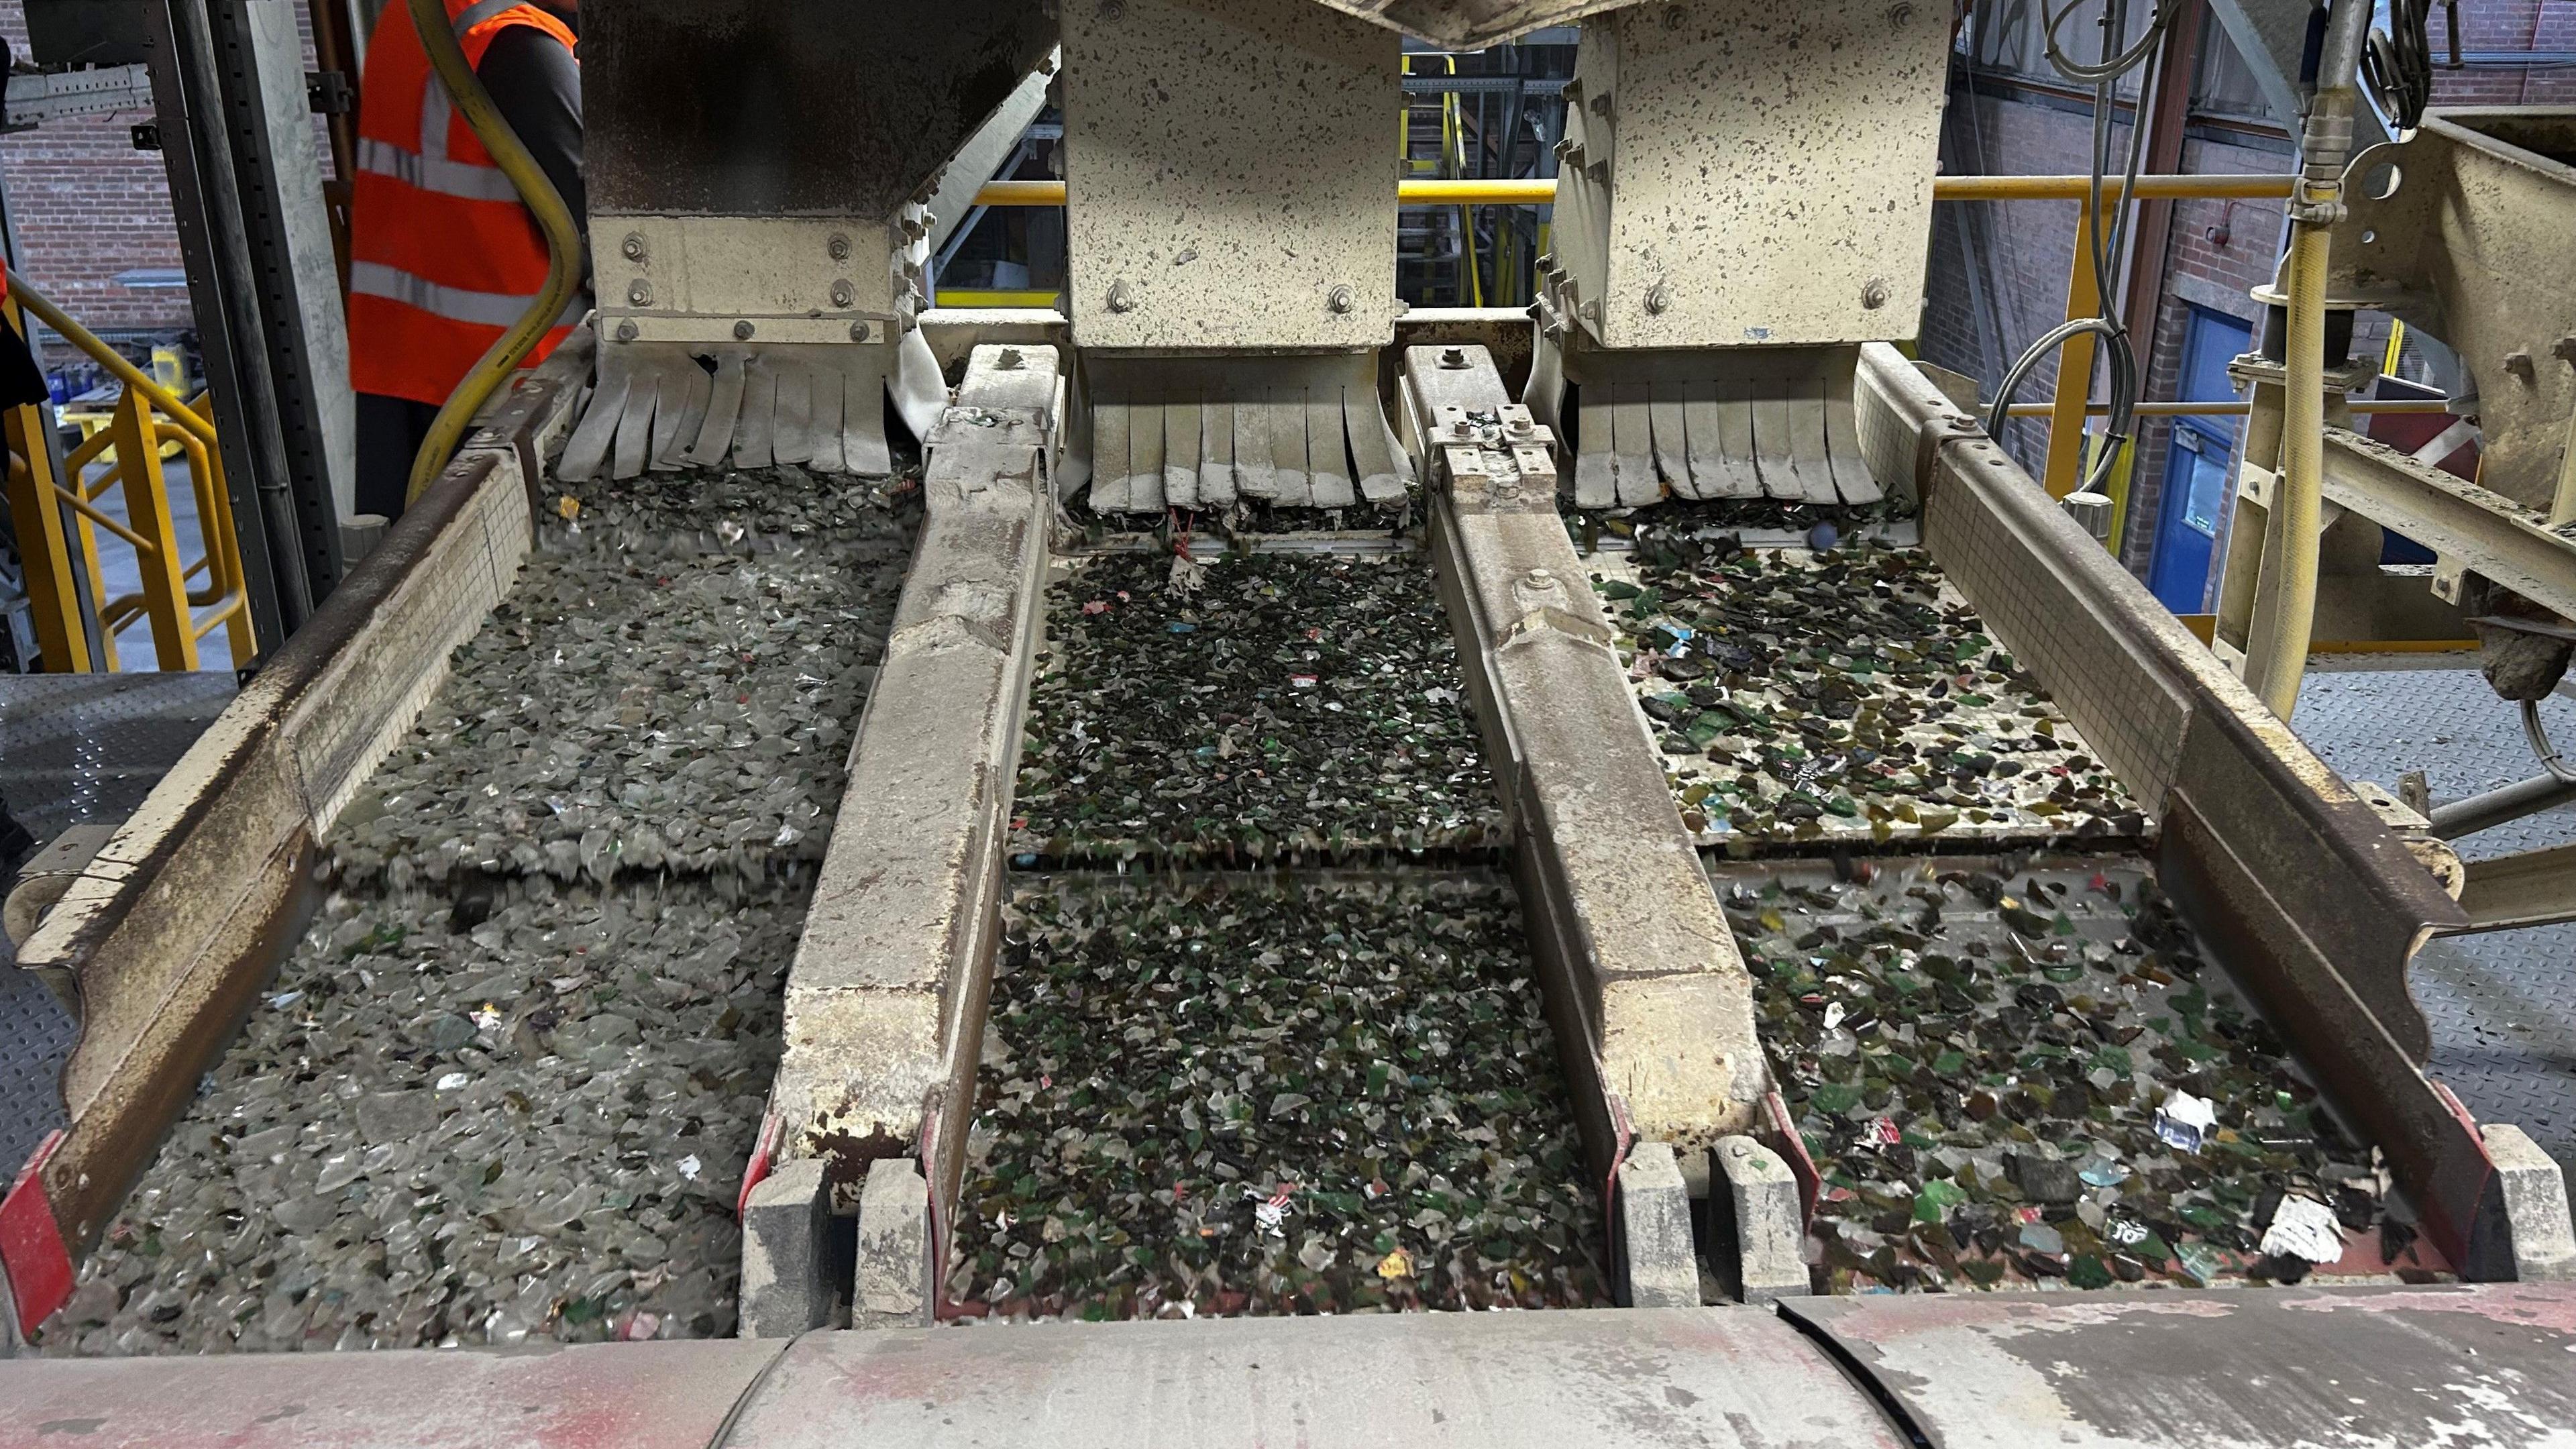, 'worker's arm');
475,25,588,284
